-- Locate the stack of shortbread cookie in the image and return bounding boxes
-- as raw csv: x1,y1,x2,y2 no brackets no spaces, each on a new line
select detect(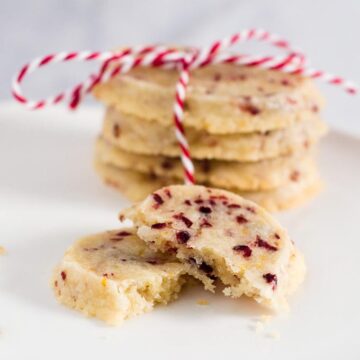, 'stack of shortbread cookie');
93,64,327,211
